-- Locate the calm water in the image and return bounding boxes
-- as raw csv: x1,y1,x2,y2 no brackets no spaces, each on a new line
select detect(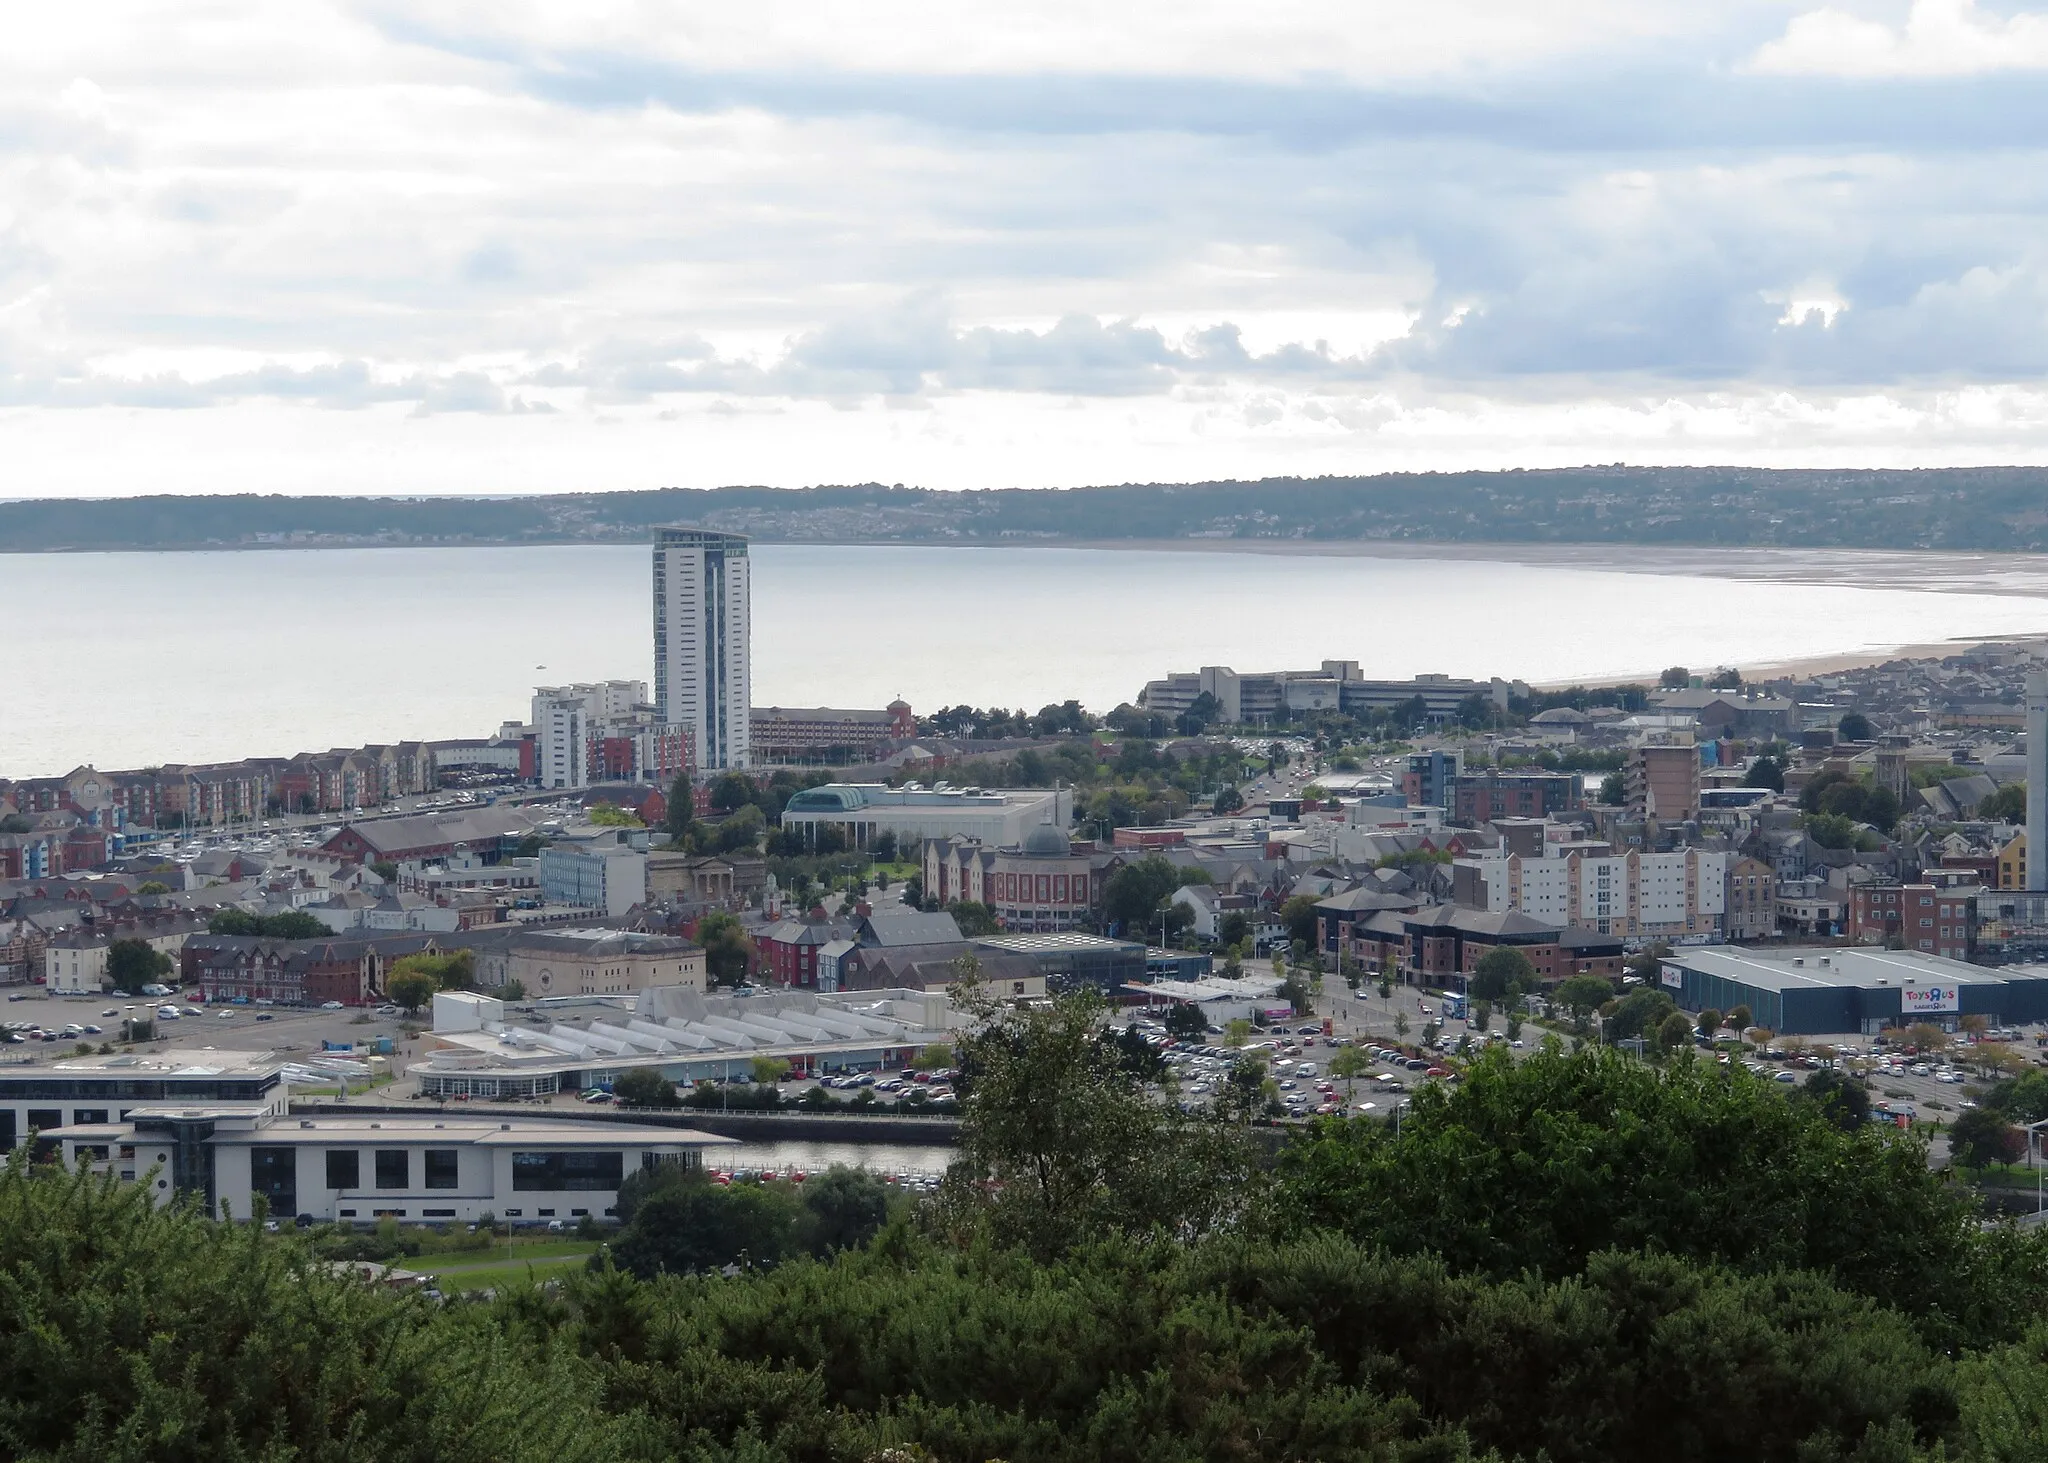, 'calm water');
714,1140,956,1178
8,540,2048,777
